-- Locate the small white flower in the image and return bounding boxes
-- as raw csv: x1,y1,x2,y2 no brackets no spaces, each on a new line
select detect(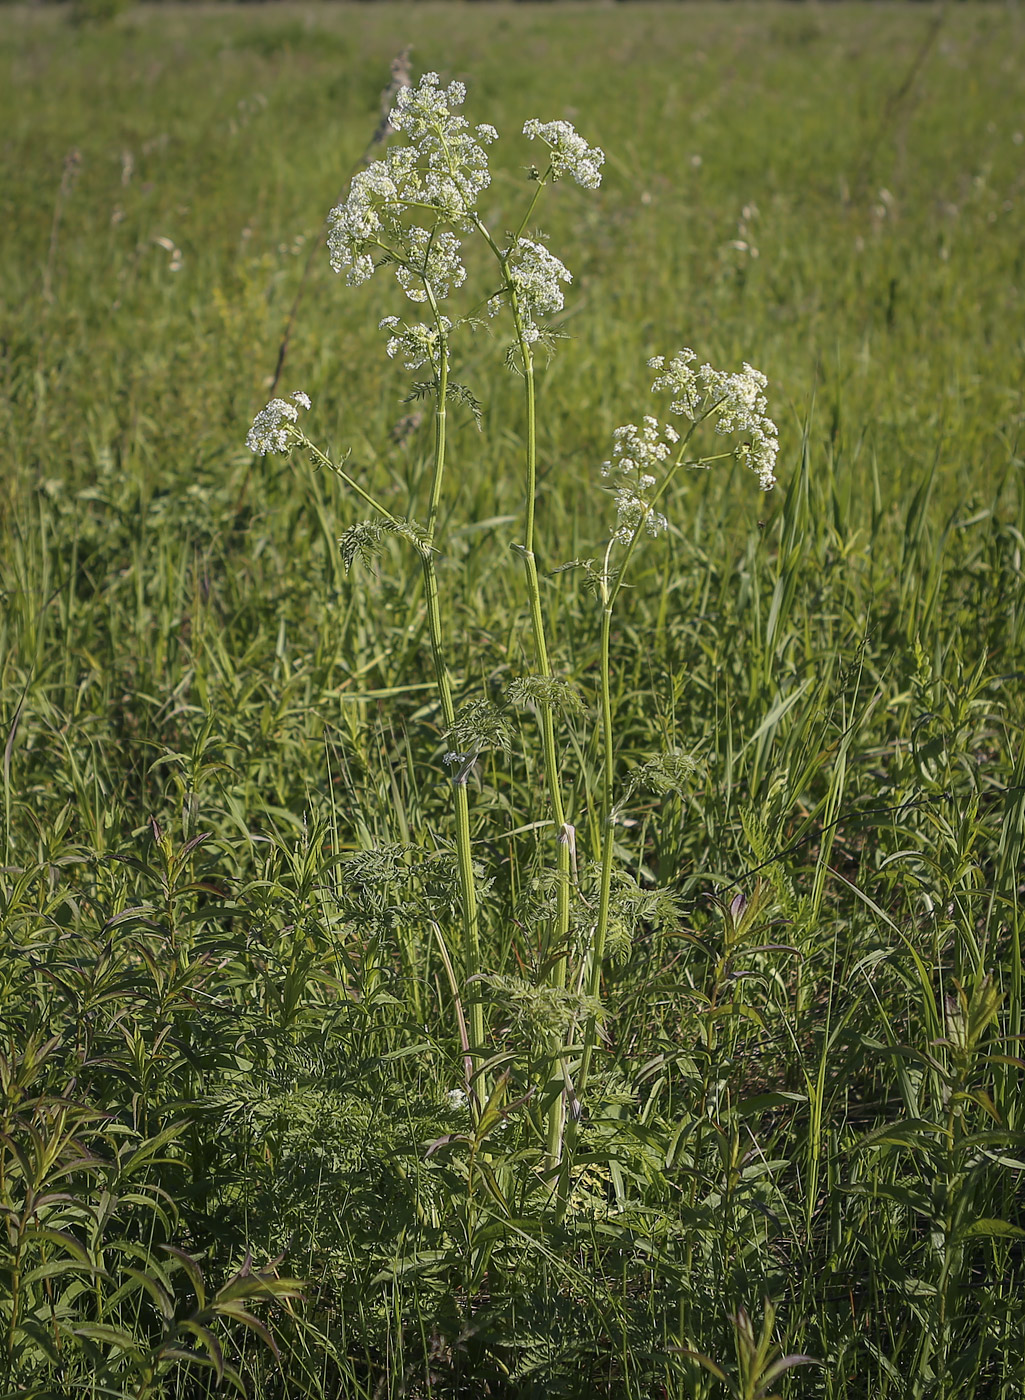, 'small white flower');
523,118,605,189
245,393,309,455
326,73,496,290
649,348,700,418
327,161,401,285
446,1088,468,1112
503,237,572,339
379,315,452,370
601,415,677,543
395,227,466,302
389,72,497,219
734,423,779,491
650,350,778,489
